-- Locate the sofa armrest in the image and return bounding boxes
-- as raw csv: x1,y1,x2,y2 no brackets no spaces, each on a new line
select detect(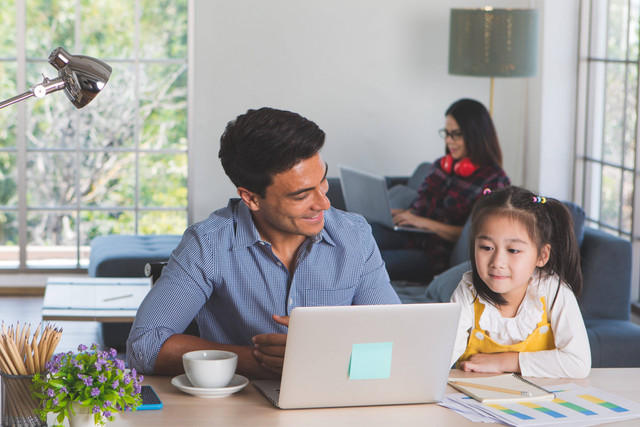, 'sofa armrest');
579,227,632,321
